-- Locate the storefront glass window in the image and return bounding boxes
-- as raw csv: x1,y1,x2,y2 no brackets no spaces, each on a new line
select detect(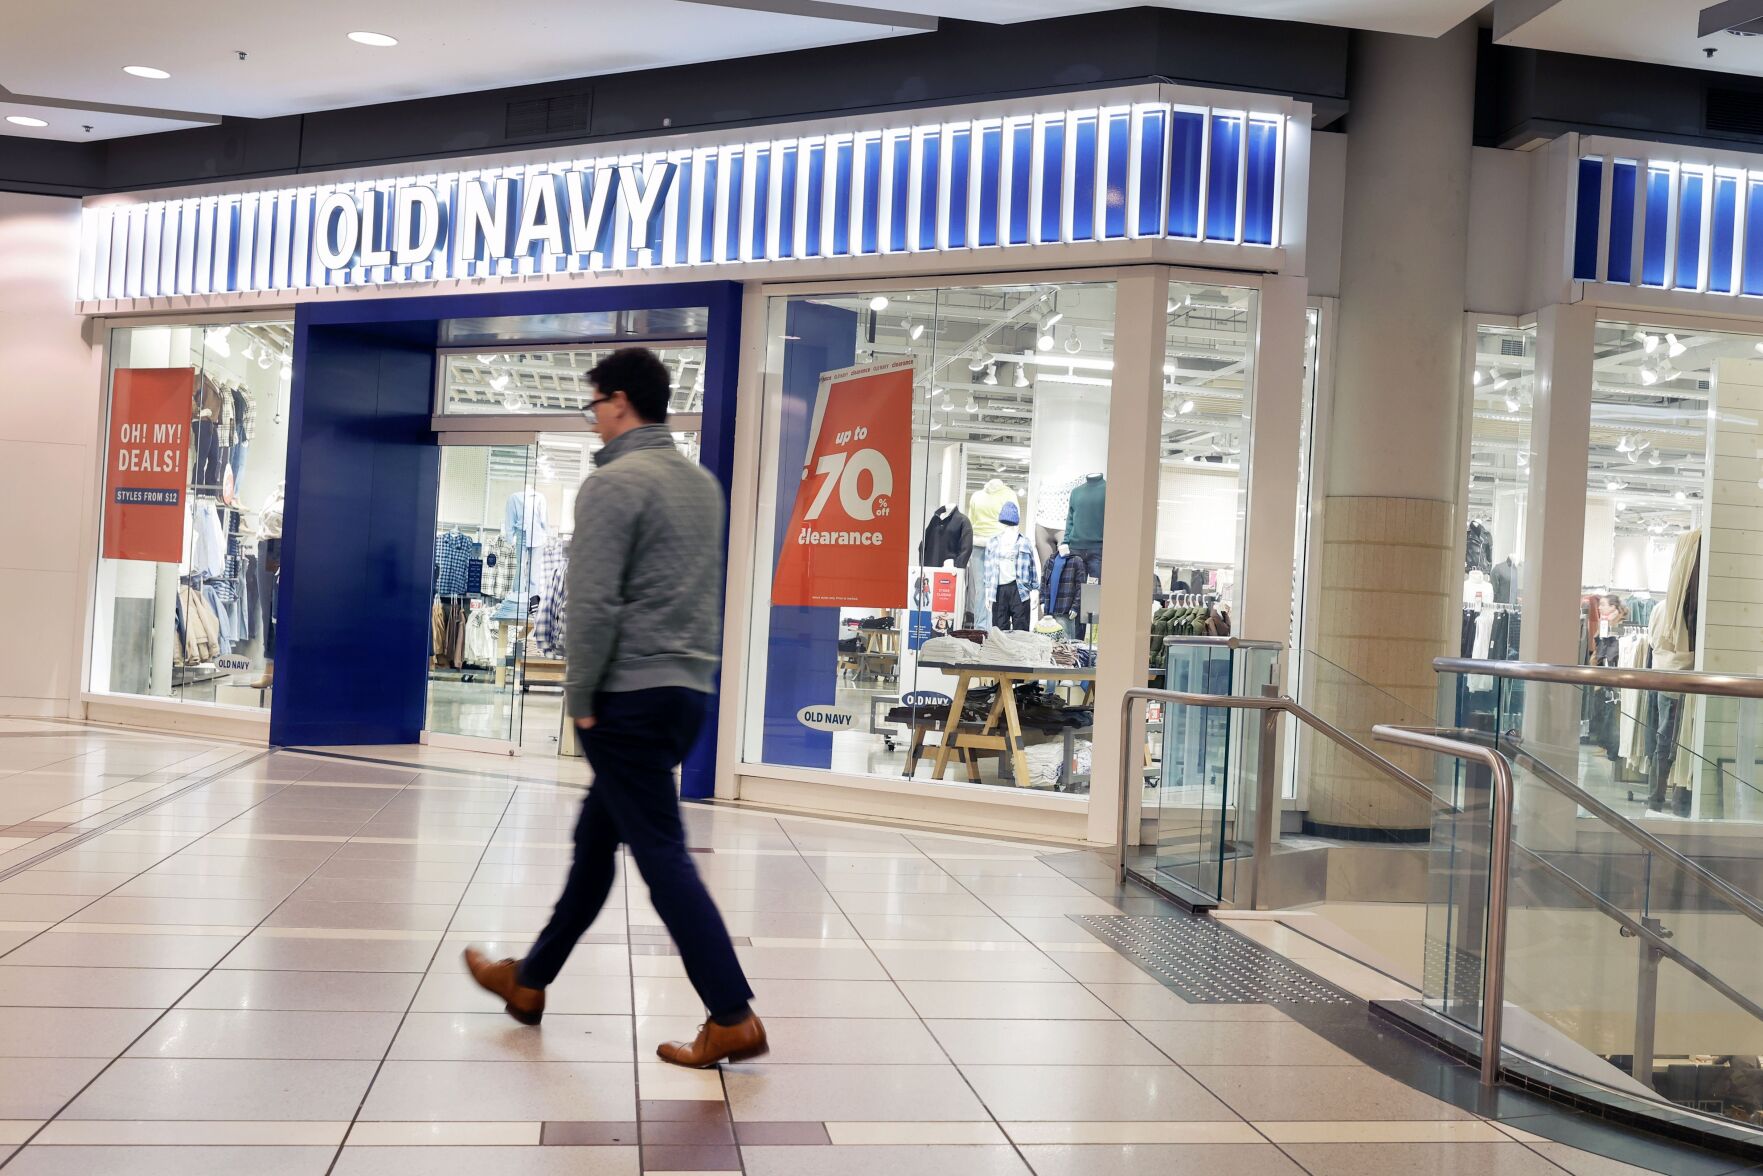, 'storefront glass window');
743,281,1117,793
1460,323,1536,661
89,321,293,708
1154,282,1257,624
439,345,708,415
